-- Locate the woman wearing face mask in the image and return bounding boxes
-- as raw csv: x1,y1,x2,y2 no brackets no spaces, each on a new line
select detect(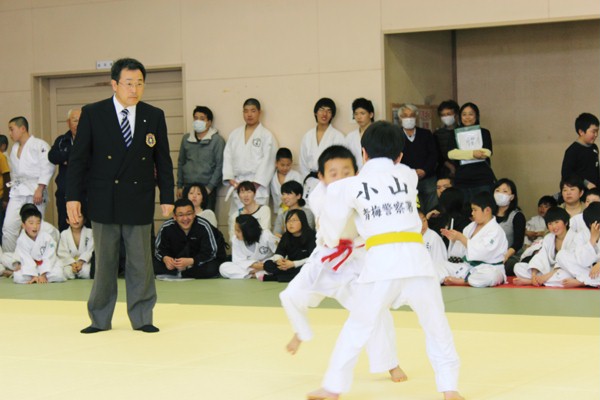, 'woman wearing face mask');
494,178,526,276
448,102,496,204
177,106,225,211
433,100,460,179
